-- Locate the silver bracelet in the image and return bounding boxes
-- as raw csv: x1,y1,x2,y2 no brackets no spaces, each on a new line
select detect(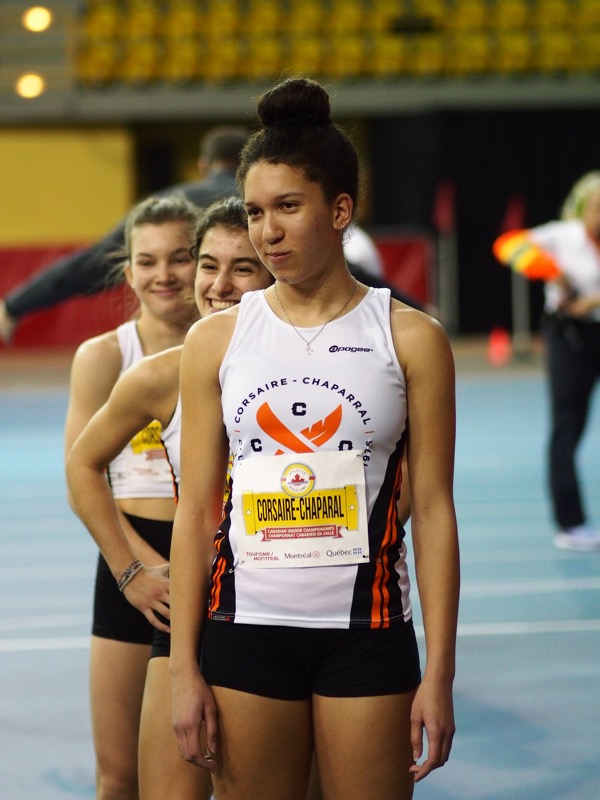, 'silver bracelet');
116,559,144,592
